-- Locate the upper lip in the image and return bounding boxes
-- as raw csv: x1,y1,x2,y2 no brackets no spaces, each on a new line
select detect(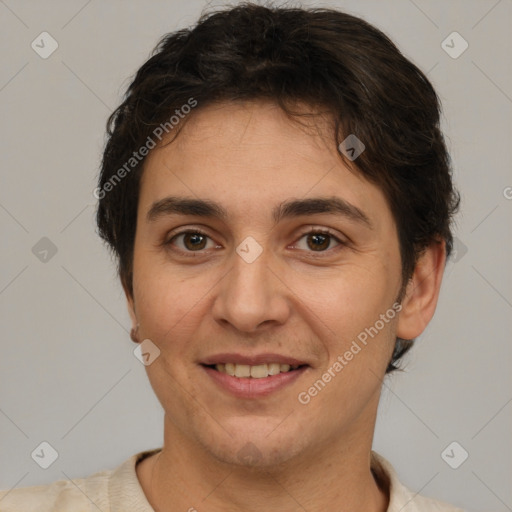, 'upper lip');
201,353,309,366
